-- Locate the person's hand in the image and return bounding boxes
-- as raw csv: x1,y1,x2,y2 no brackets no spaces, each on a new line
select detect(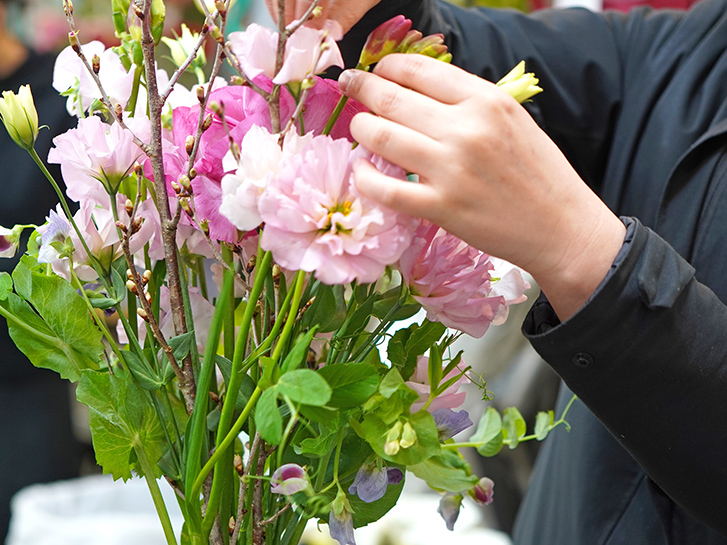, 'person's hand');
339,54,626,321
264,0,381,33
